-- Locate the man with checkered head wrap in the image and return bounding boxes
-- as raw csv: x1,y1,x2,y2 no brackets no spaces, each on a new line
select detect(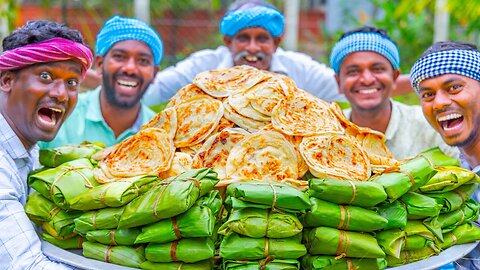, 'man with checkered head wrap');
40,15,163,149
0,20,93,268
142,0,343,105
330,26,458,160
411,40,480,270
